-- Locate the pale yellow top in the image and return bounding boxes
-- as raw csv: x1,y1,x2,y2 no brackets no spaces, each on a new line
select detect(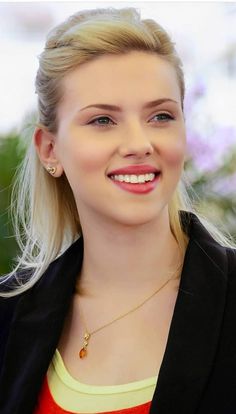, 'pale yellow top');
47,349,158,413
